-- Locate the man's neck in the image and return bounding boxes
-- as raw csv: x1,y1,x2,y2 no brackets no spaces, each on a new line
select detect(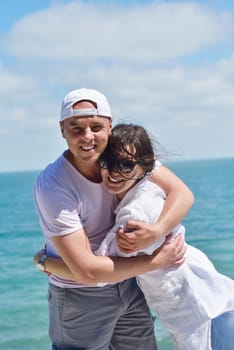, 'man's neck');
64,150,102,183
